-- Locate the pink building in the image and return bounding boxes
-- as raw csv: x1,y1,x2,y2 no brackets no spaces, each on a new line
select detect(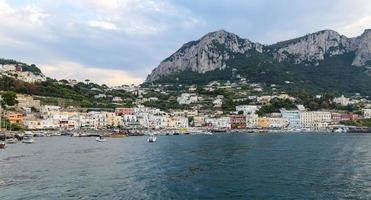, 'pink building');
115,108,134,116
